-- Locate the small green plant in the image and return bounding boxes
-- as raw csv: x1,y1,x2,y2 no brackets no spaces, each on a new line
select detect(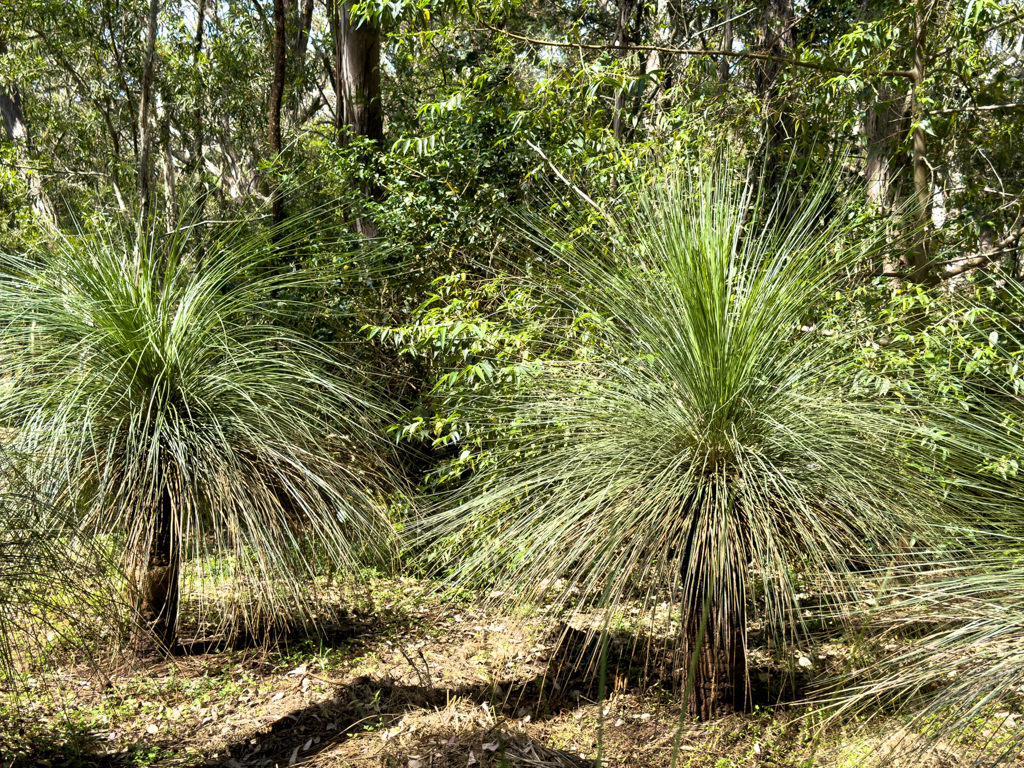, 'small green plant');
0,701,104,768
129,745,172,767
